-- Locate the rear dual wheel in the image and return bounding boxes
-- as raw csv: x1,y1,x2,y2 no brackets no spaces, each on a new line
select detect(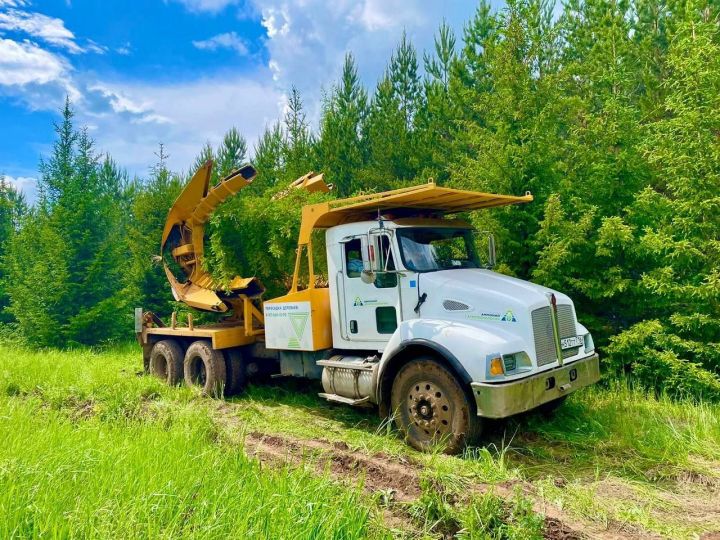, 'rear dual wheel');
150,340,248,398
183,341,226,398
149,339,184,385
391,358,481,455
